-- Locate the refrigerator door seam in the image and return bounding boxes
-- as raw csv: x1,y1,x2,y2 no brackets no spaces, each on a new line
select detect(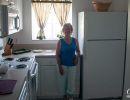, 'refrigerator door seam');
87,39,126,41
